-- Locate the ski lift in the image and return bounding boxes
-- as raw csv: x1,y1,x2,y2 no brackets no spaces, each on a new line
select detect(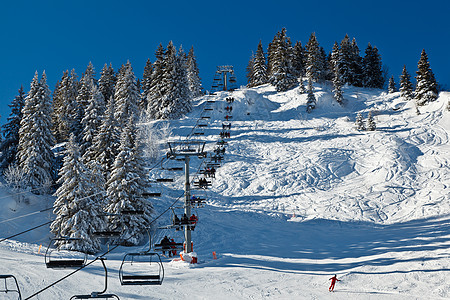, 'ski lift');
193,131,205,136
193,178,212,189
70,258,120,300
0,275,22,300
189,191,206,207
45,238,87,269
